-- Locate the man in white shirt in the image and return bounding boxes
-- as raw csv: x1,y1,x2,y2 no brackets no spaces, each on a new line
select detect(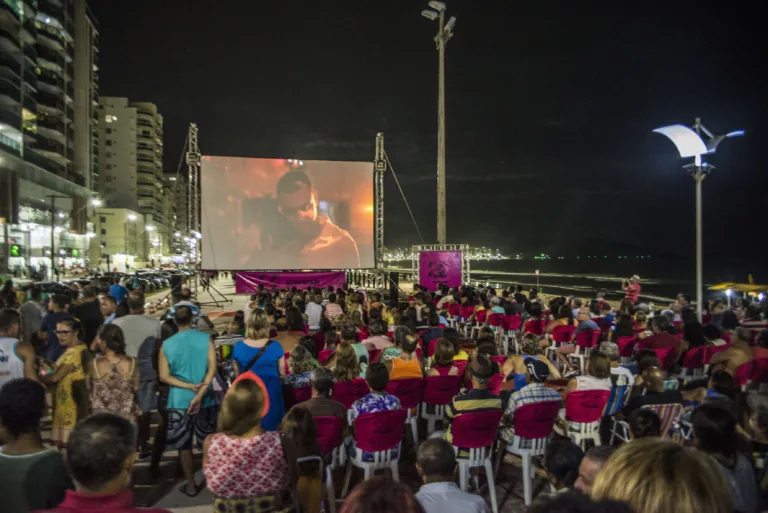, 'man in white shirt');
306,294,323,331
415,438,488,513
112,290,161,458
